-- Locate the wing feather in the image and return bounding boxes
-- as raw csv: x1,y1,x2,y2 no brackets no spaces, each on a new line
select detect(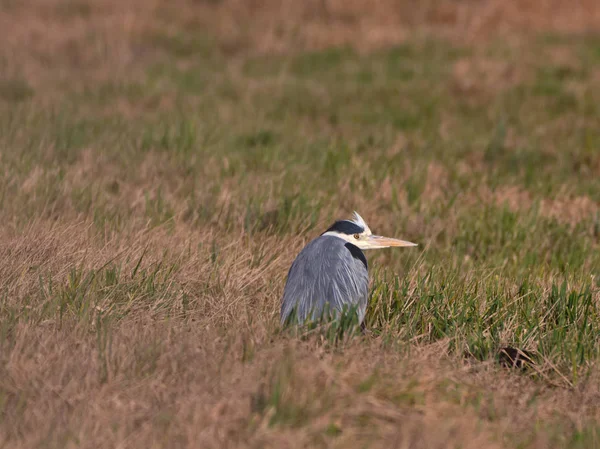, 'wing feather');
281,236,369,325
